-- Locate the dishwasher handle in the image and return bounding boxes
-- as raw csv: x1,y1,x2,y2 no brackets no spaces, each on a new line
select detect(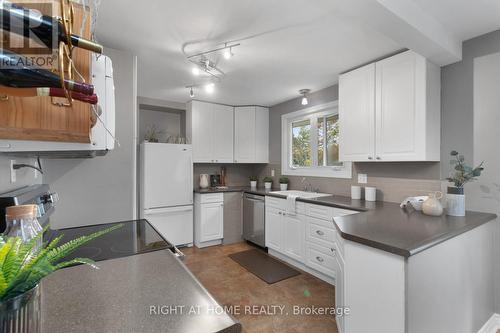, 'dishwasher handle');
244,193,265,202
